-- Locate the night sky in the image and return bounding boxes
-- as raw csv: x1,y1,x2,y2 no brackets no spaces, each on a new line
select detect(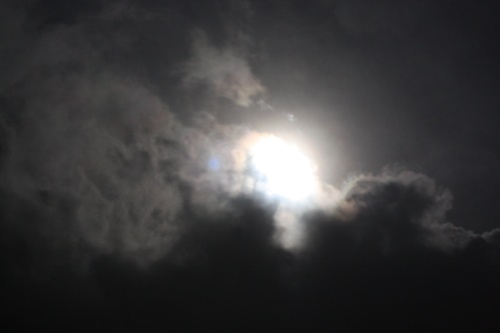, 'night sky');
1,0,500,331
